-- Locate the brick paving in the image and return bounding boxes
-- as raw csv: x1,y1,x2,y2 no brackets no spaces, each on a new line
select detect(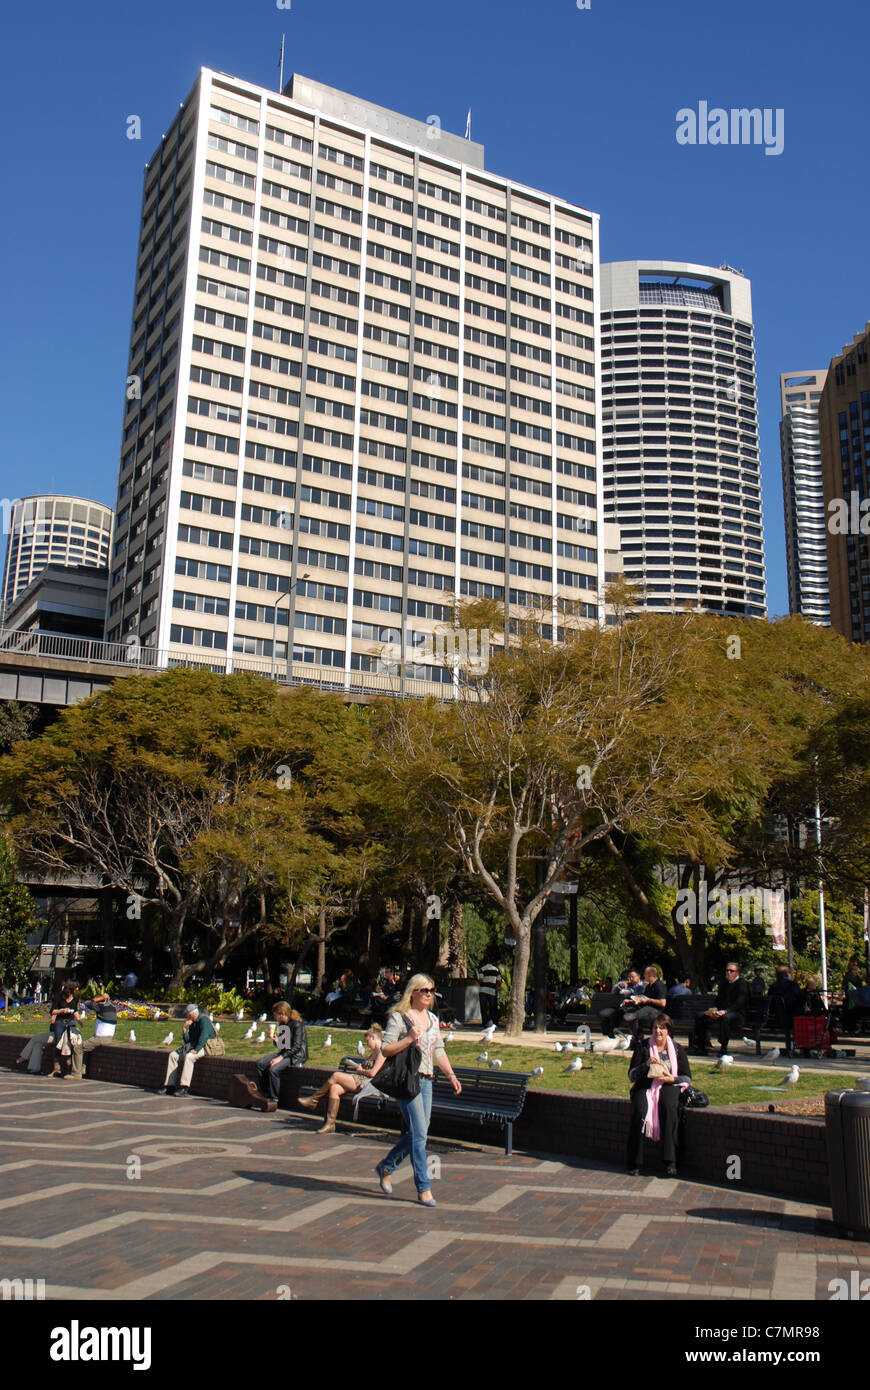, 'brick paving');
0,1071,868,1302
